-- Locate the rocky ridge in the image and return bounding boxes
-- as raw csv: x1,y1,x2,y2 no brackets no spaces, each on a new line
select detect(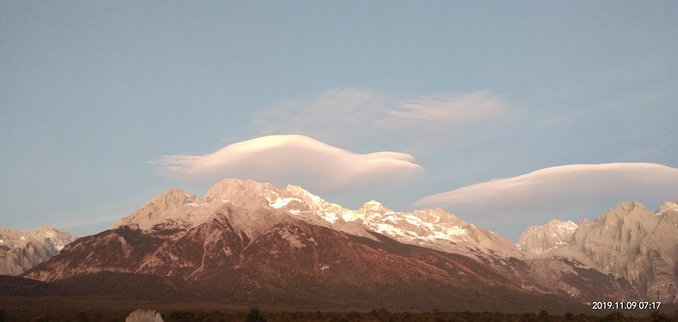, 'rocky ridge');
571,201,678,303
0,227,75,275
113,178,522,260
516,219,578,256
516,201,678,303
